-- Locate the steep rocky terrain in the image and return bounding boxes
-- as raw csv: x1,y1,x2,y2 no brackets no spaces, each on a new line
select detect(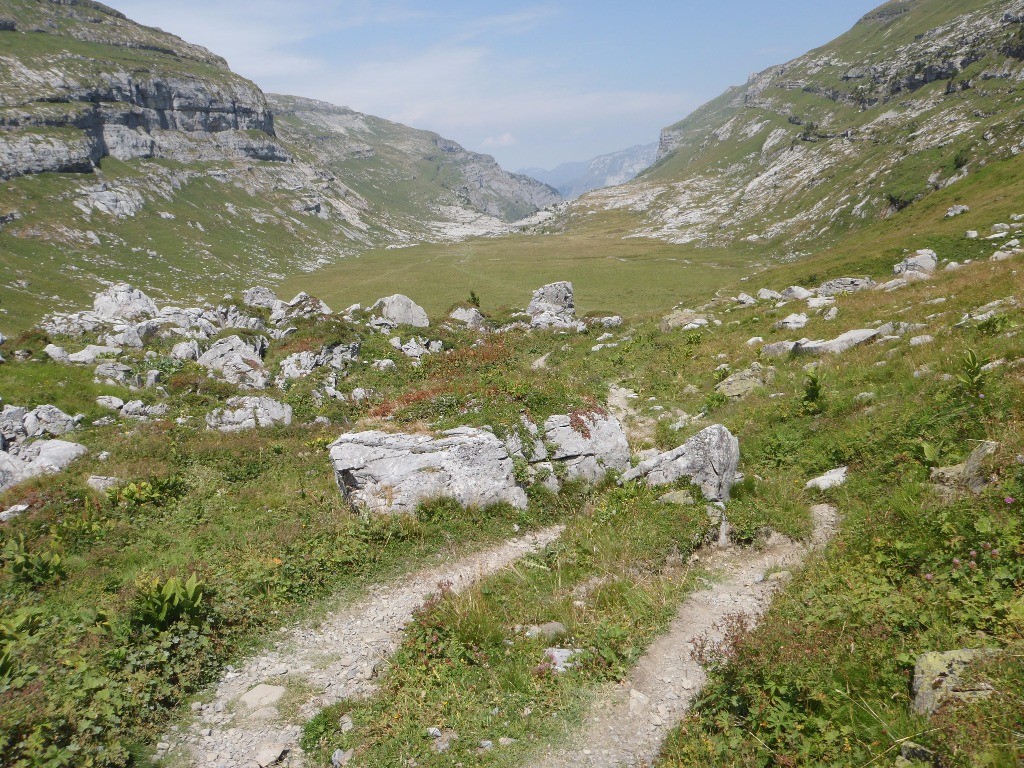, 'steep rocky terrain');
0,1,559,331
567,0,1024,251
520,142,658,199
270,95,560,241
